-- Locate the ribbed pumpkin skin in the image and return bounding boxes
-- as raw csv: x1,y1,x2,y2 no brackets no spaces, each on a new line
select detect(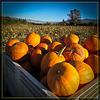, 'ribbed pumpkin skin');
84,35,99,53
48,41,64,52
64,34,79,46
37,43,48,51
85,54,100,74
31,49,43,69
25,32,40,47
5,39,19,55
41,51,66,75
47,62,79,96
10,42,28,61
70,61,94,84
63,43,85,61
40,36,52,45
